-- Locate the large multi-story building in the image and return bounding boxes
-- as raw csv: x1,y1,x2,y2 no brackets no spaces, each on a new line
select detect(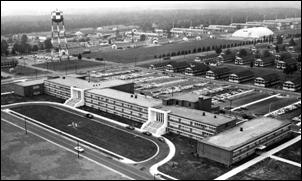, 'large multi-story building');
197,117,292,166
